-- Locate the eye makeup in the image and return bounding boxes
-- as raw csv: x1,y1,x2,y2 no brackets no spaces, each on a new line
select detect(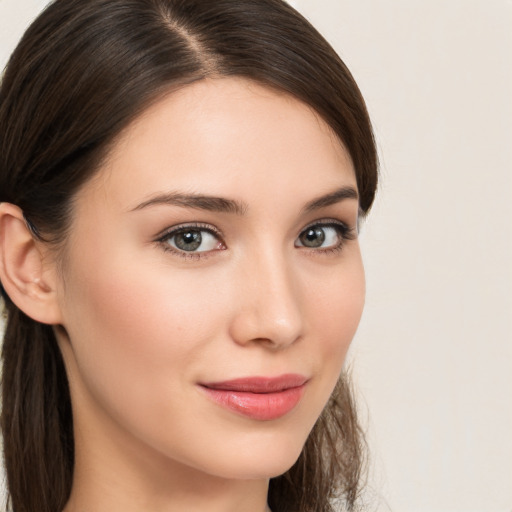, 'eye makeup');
154,217,356,261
